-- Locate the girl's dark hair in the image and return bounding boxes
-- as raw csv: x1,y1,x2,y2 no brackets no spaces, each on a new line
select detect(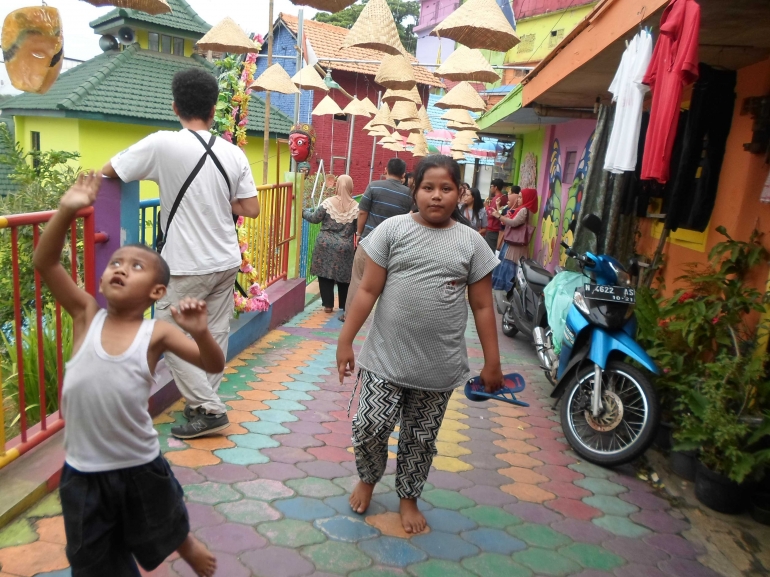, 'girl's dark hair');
411,155,471,227
469,187,484,216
